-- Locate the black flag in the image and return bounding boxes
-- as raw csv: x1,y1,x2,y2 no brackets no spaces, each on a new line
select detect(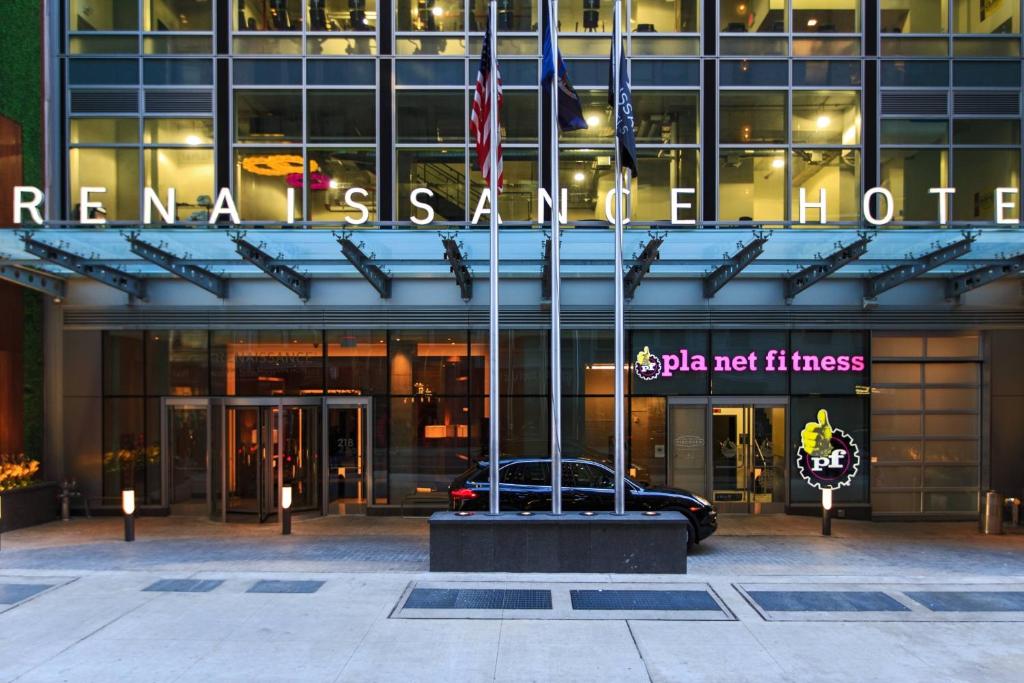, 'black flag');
608,41,638,178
